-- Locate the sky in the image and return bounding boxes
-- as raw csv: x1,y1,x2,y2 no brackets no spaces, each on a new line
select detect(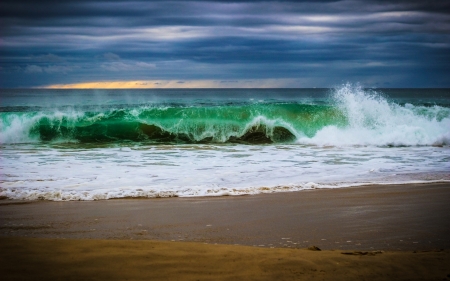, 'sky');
1,0,449,88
